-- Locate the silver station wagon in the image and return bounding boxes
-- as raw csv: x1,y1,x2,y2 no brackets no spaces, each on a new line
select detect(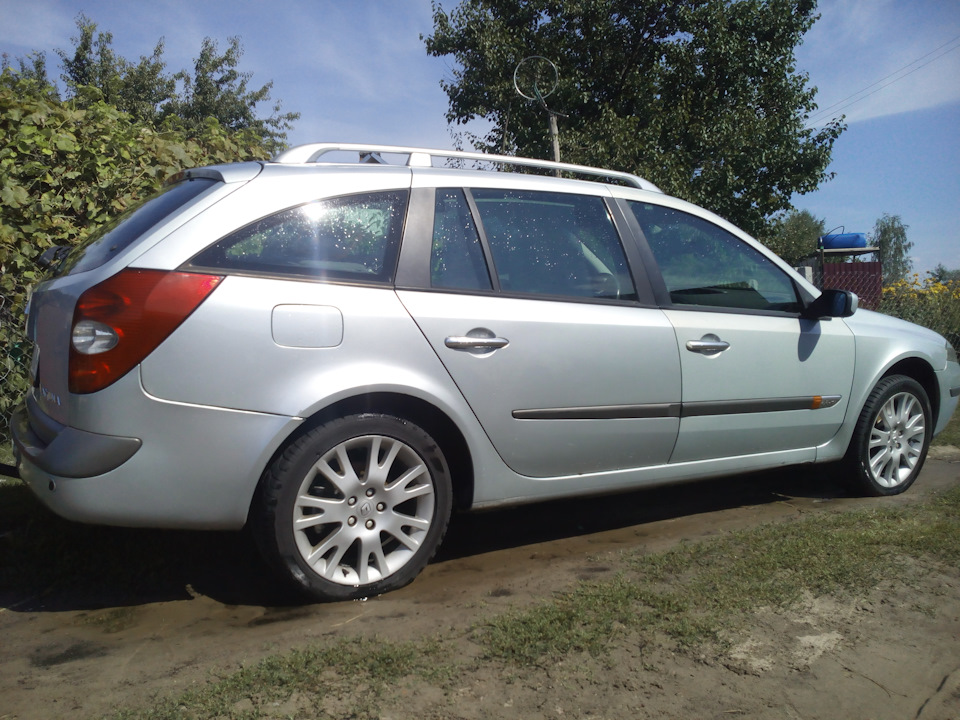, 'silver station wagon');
12,143,960,601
